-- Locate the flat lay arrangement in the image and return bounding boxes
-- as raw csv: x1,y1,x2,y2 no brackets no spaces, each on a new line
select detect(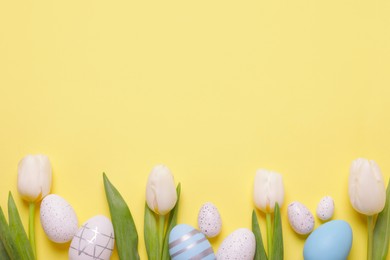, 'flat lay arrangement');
0,155,389,259
1,1,390,259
